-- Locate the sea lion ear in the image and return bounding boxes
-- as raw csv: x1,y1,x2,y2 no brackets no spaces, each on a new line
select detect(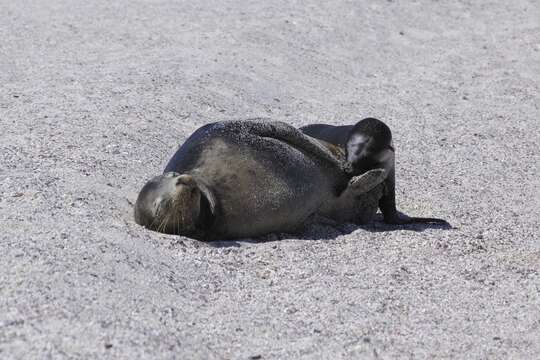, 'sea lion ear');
194,181,216,216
